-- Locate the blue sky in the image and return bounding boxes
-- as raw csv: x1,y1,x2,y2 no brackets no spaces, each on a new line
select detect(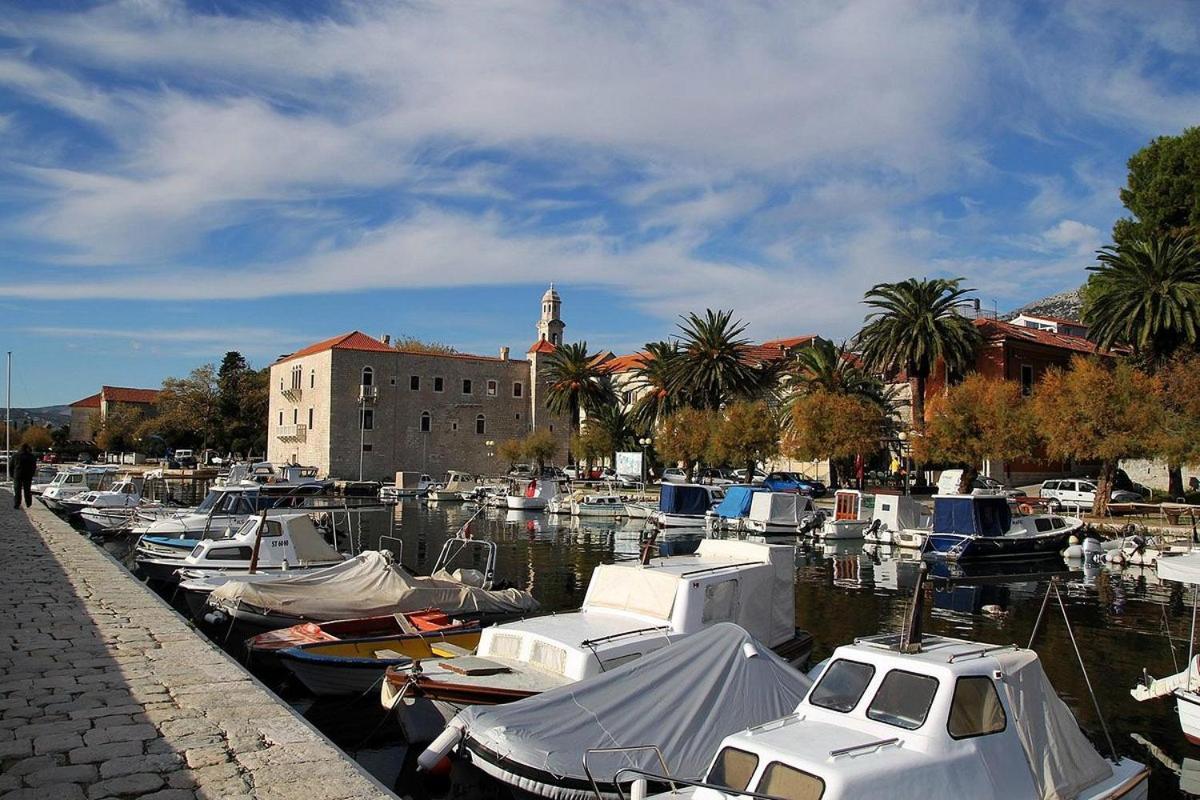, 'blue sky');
1,1,1199,406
